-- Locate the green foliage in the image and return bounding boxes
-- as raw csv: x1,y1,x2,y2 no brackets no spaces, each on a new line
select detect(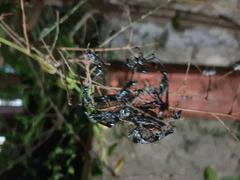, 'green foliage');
0,1,112,179
204,166,218,180
204,166,240,180
171,11,185,31
91,157,103,176
107,143,118,156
